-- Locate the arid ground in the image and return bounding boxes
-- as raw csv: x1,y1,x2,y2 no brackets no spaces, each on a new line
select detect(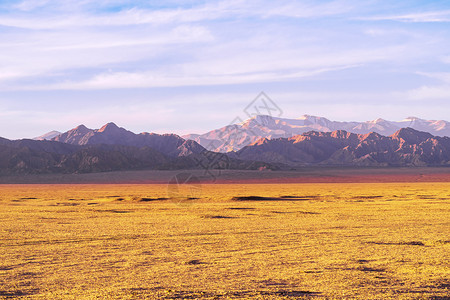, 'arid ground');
0,180,449,299
1,167,450,184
